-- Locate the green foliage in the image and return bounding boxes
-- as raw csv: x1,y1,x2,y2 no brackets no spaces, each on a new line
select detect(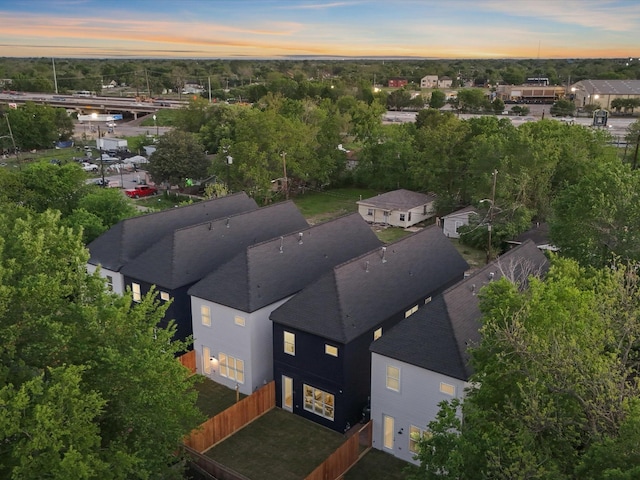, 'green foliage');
412,258,640,479
428,90,446,109
550,99,576,117
147,129,210,186
0,204,204,478
1,102,74,149
550,161,640,268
